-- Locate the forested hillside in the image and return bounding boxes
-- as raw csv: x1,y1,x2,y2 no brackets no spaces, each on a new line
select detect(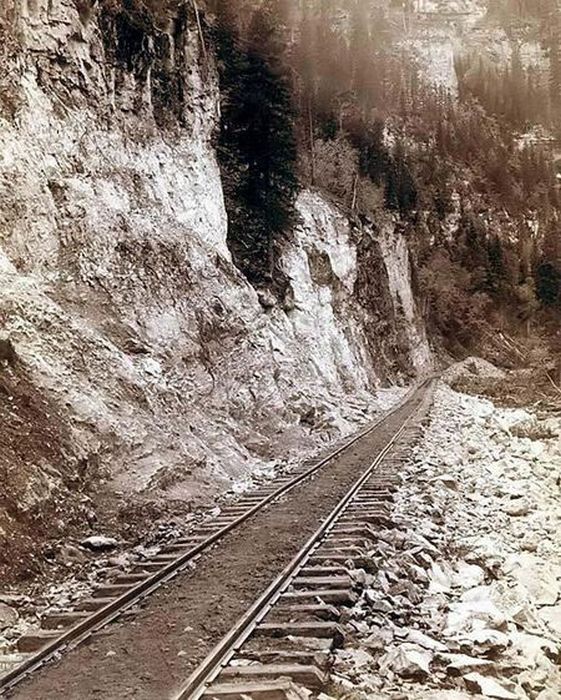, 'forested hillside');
205,0,561,354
